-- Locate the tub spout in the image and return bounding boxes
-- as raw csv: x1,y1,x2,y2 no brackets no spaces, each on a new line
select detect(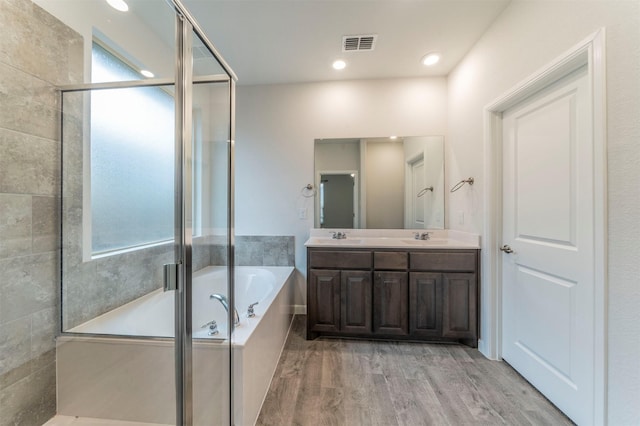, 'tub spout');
210,293,240,325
